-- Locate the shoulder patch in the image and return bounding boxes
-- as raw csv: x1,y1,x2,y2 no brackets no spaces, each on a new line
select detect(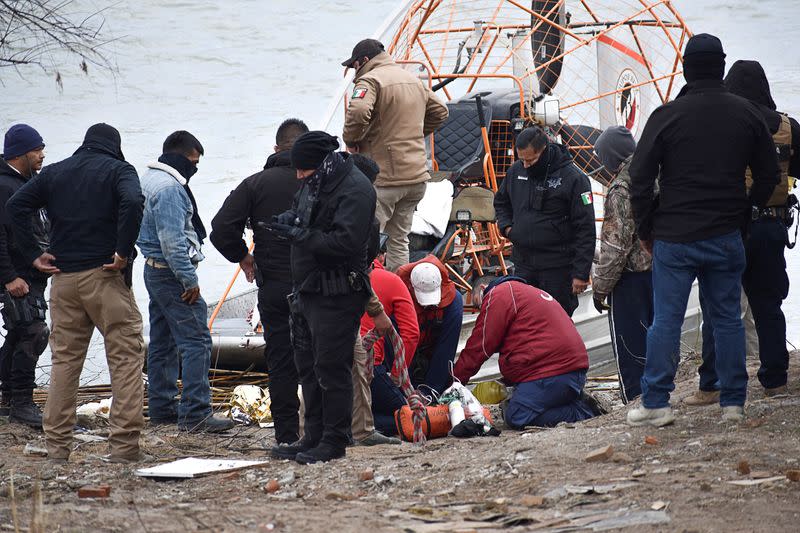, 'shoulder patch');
580,191,593,205
352,87,368,99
